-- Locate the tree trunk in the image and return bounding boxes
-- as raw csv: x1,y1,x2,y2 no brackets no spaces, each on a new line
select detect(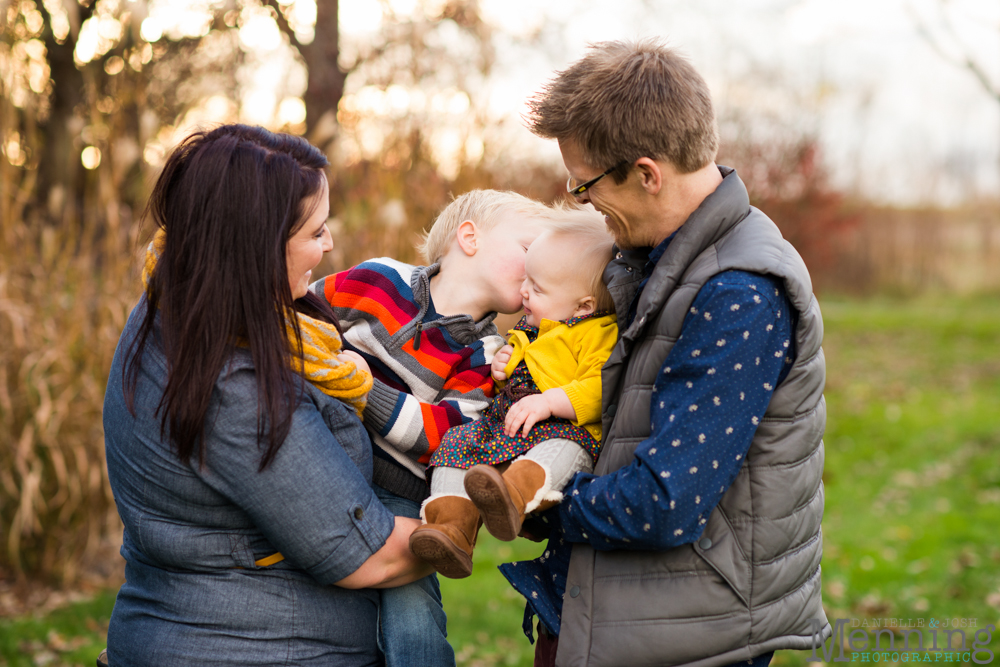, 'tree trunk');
302,0,344,149
36,3,90,227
